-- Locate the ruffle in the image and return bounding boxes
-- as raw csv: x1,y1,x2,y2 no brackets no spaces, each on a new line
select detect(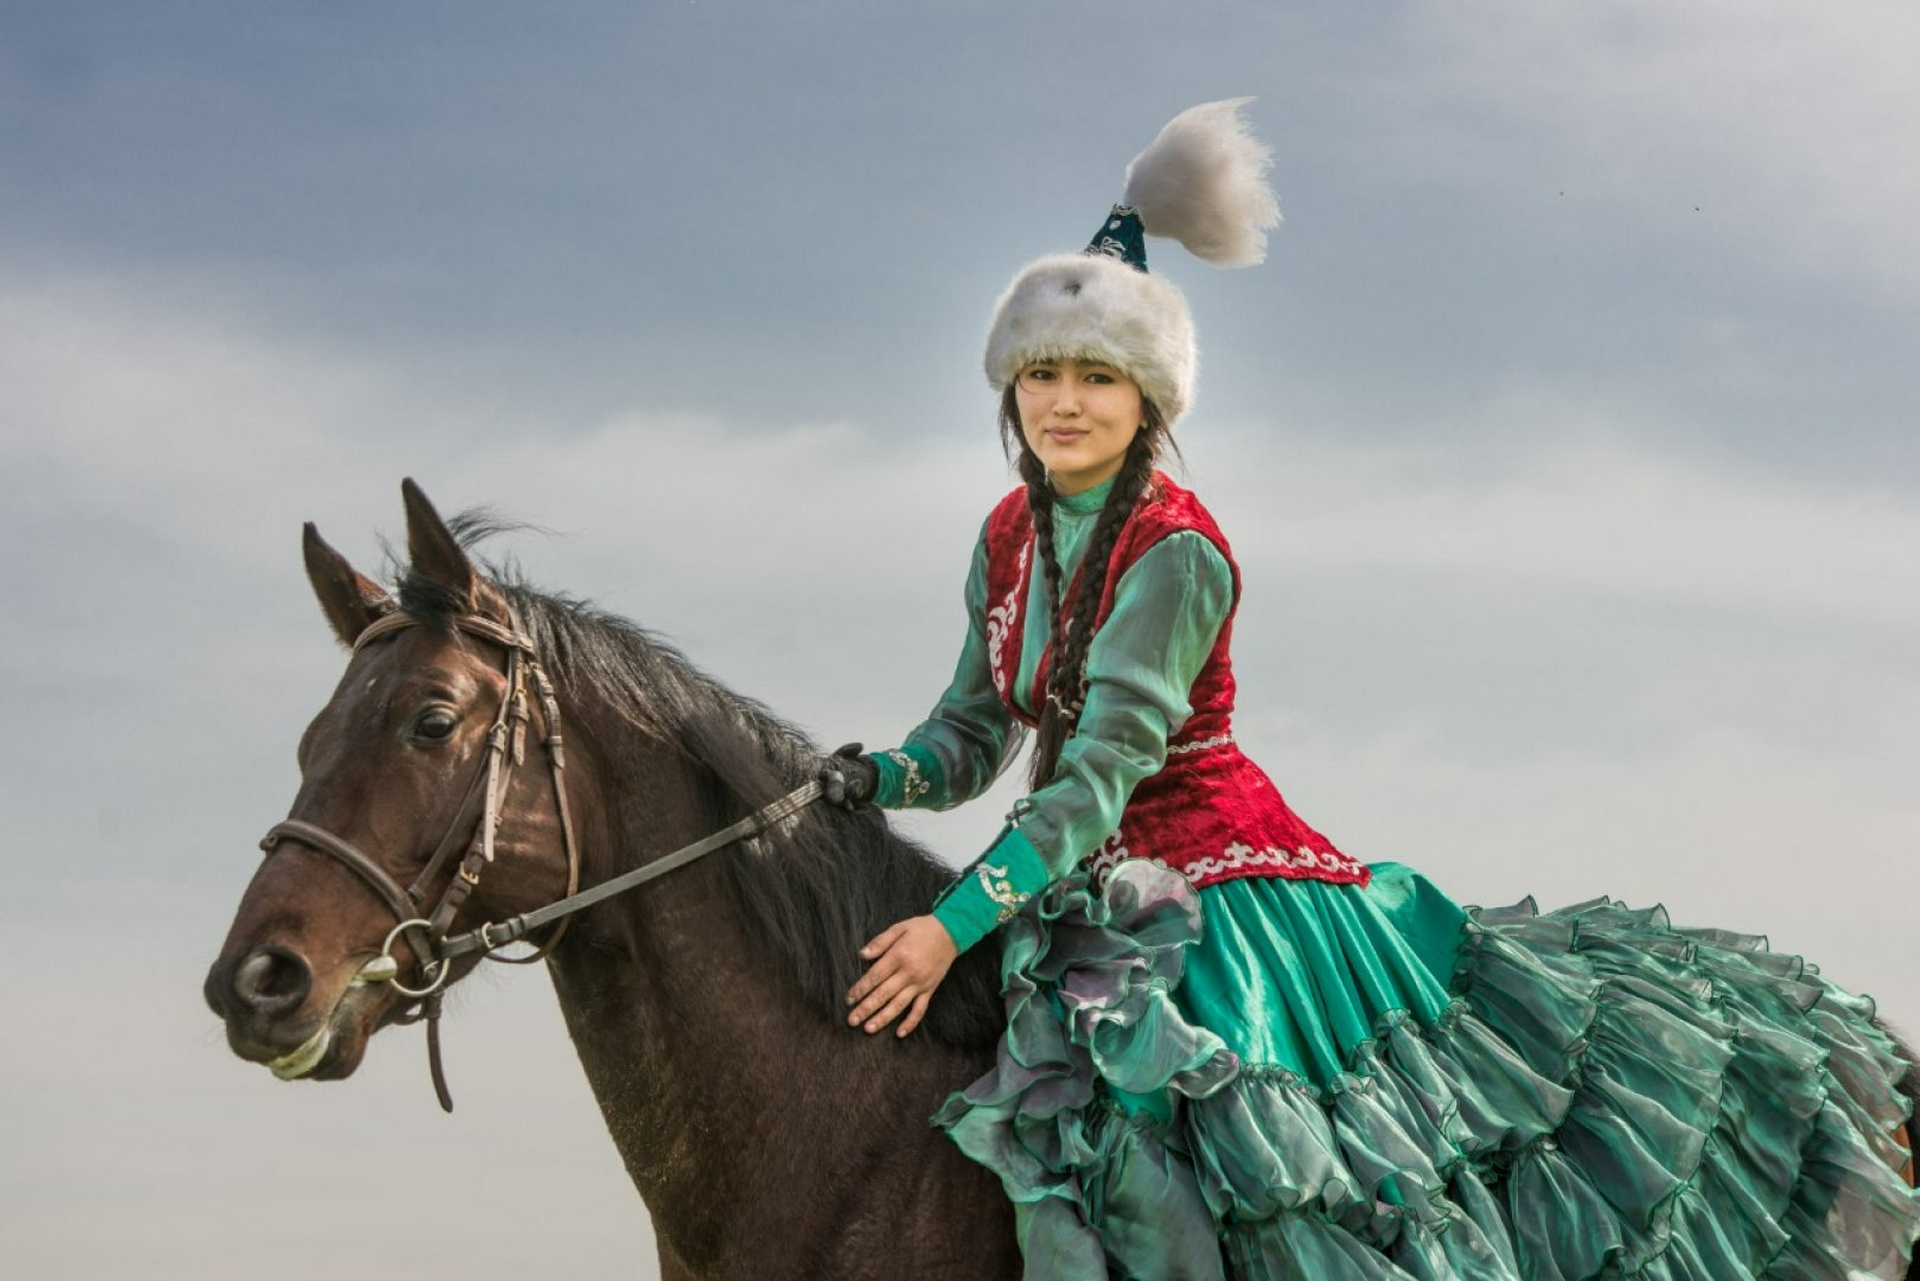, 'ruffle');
1456,897,1919,1280
935,864,1920,1279
932,859,1237,1279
